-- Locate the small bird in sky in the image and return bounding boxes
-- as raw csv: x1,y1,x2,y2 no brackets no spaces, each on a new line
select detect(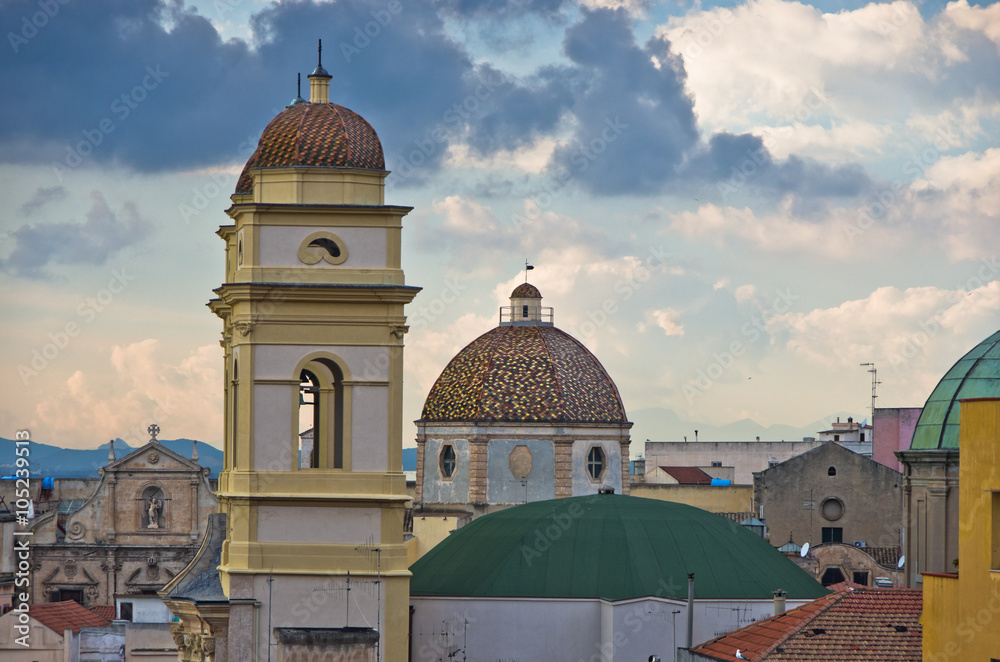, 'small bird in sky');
736,650,749,660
